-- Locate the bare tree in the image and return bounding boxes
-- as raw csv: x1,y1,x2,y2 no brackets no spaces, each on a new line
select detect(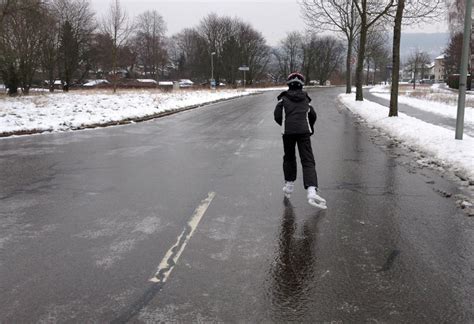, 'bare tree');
0,0,47,95
40,5,60,92
274,31,303,79
370,43,391,85
102,0,131,93
0,0,42,24
238,22,270,85
300,0,360,94
313,36,345,85
134,10,167,80
388,0,444,116
446,0,465,34
166,14,270,85
197,14,269,86
406,50,431,89
170,28,208,80
53,0,95,91
363,27,390,85
353,0,396,101
88,32,113,77
299,33,344,85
